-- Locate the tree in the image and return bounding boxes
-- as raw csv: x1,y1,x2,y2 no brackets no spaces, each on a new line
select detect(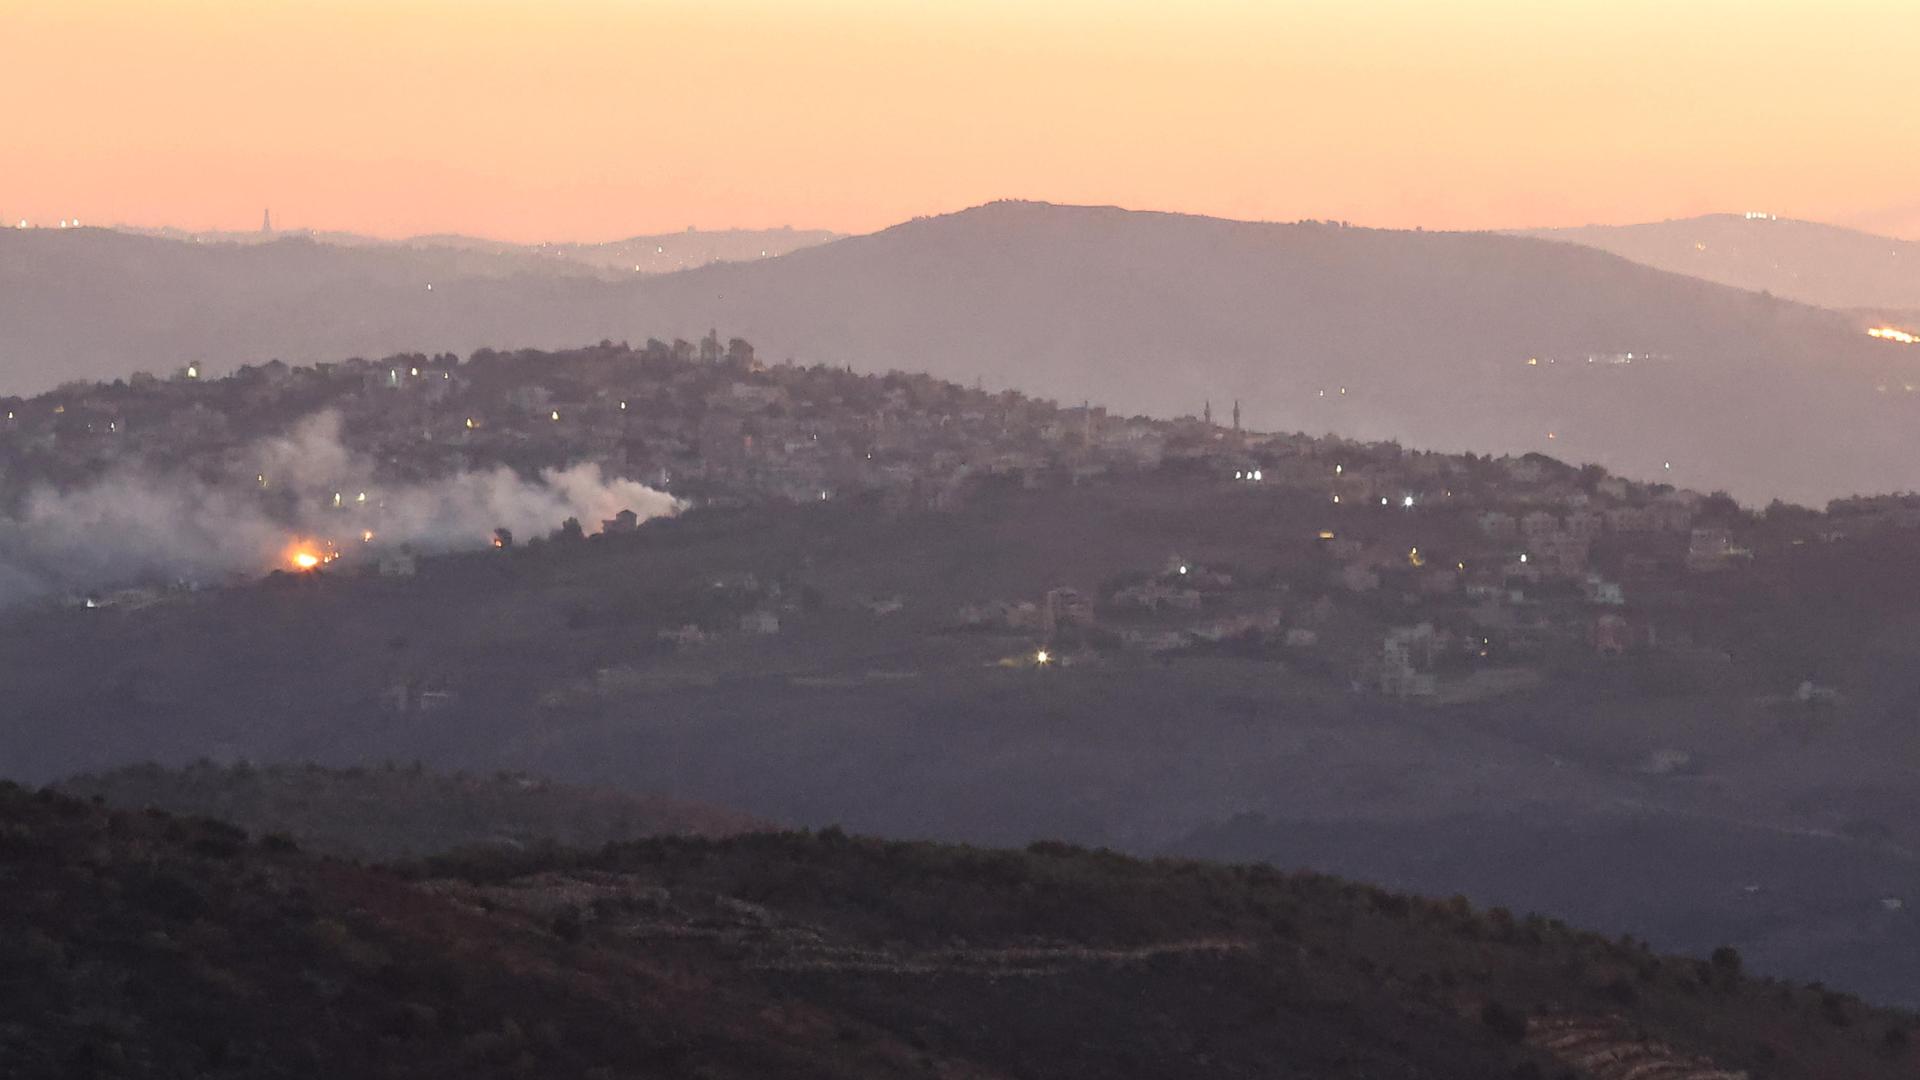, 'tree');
1709,945,1743,987
1698,491,1744,523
